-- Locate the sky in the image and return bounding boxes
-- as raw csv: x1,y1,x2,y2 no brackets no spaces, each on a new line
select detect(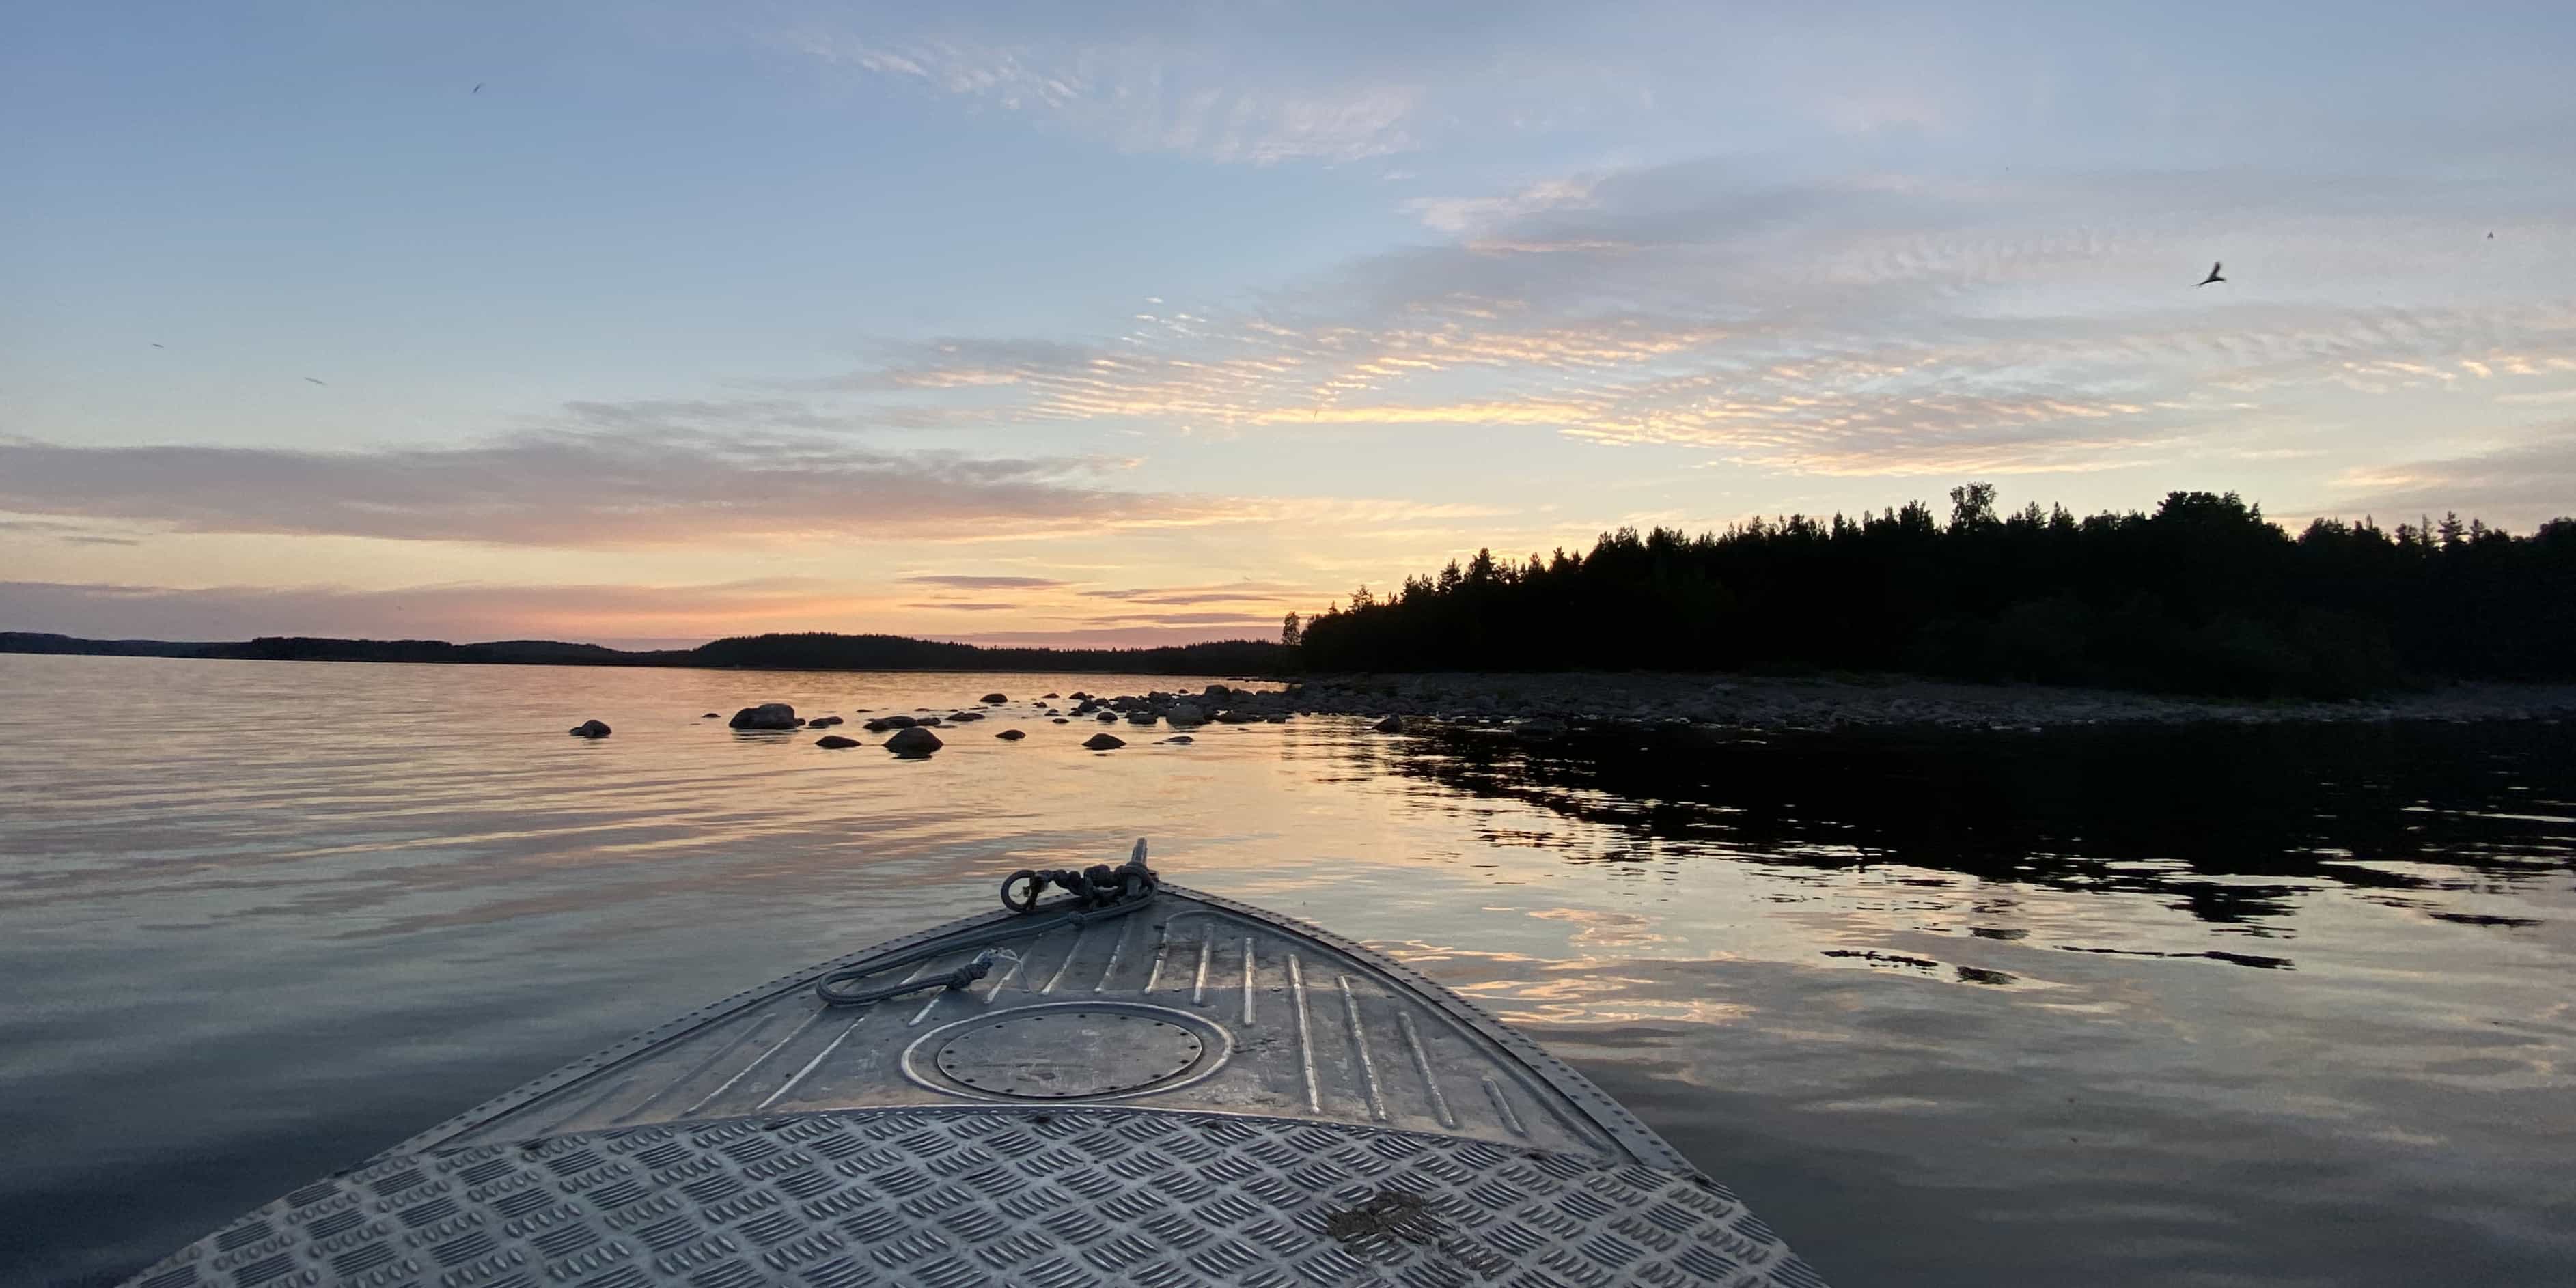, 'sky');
5,1,2575,648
